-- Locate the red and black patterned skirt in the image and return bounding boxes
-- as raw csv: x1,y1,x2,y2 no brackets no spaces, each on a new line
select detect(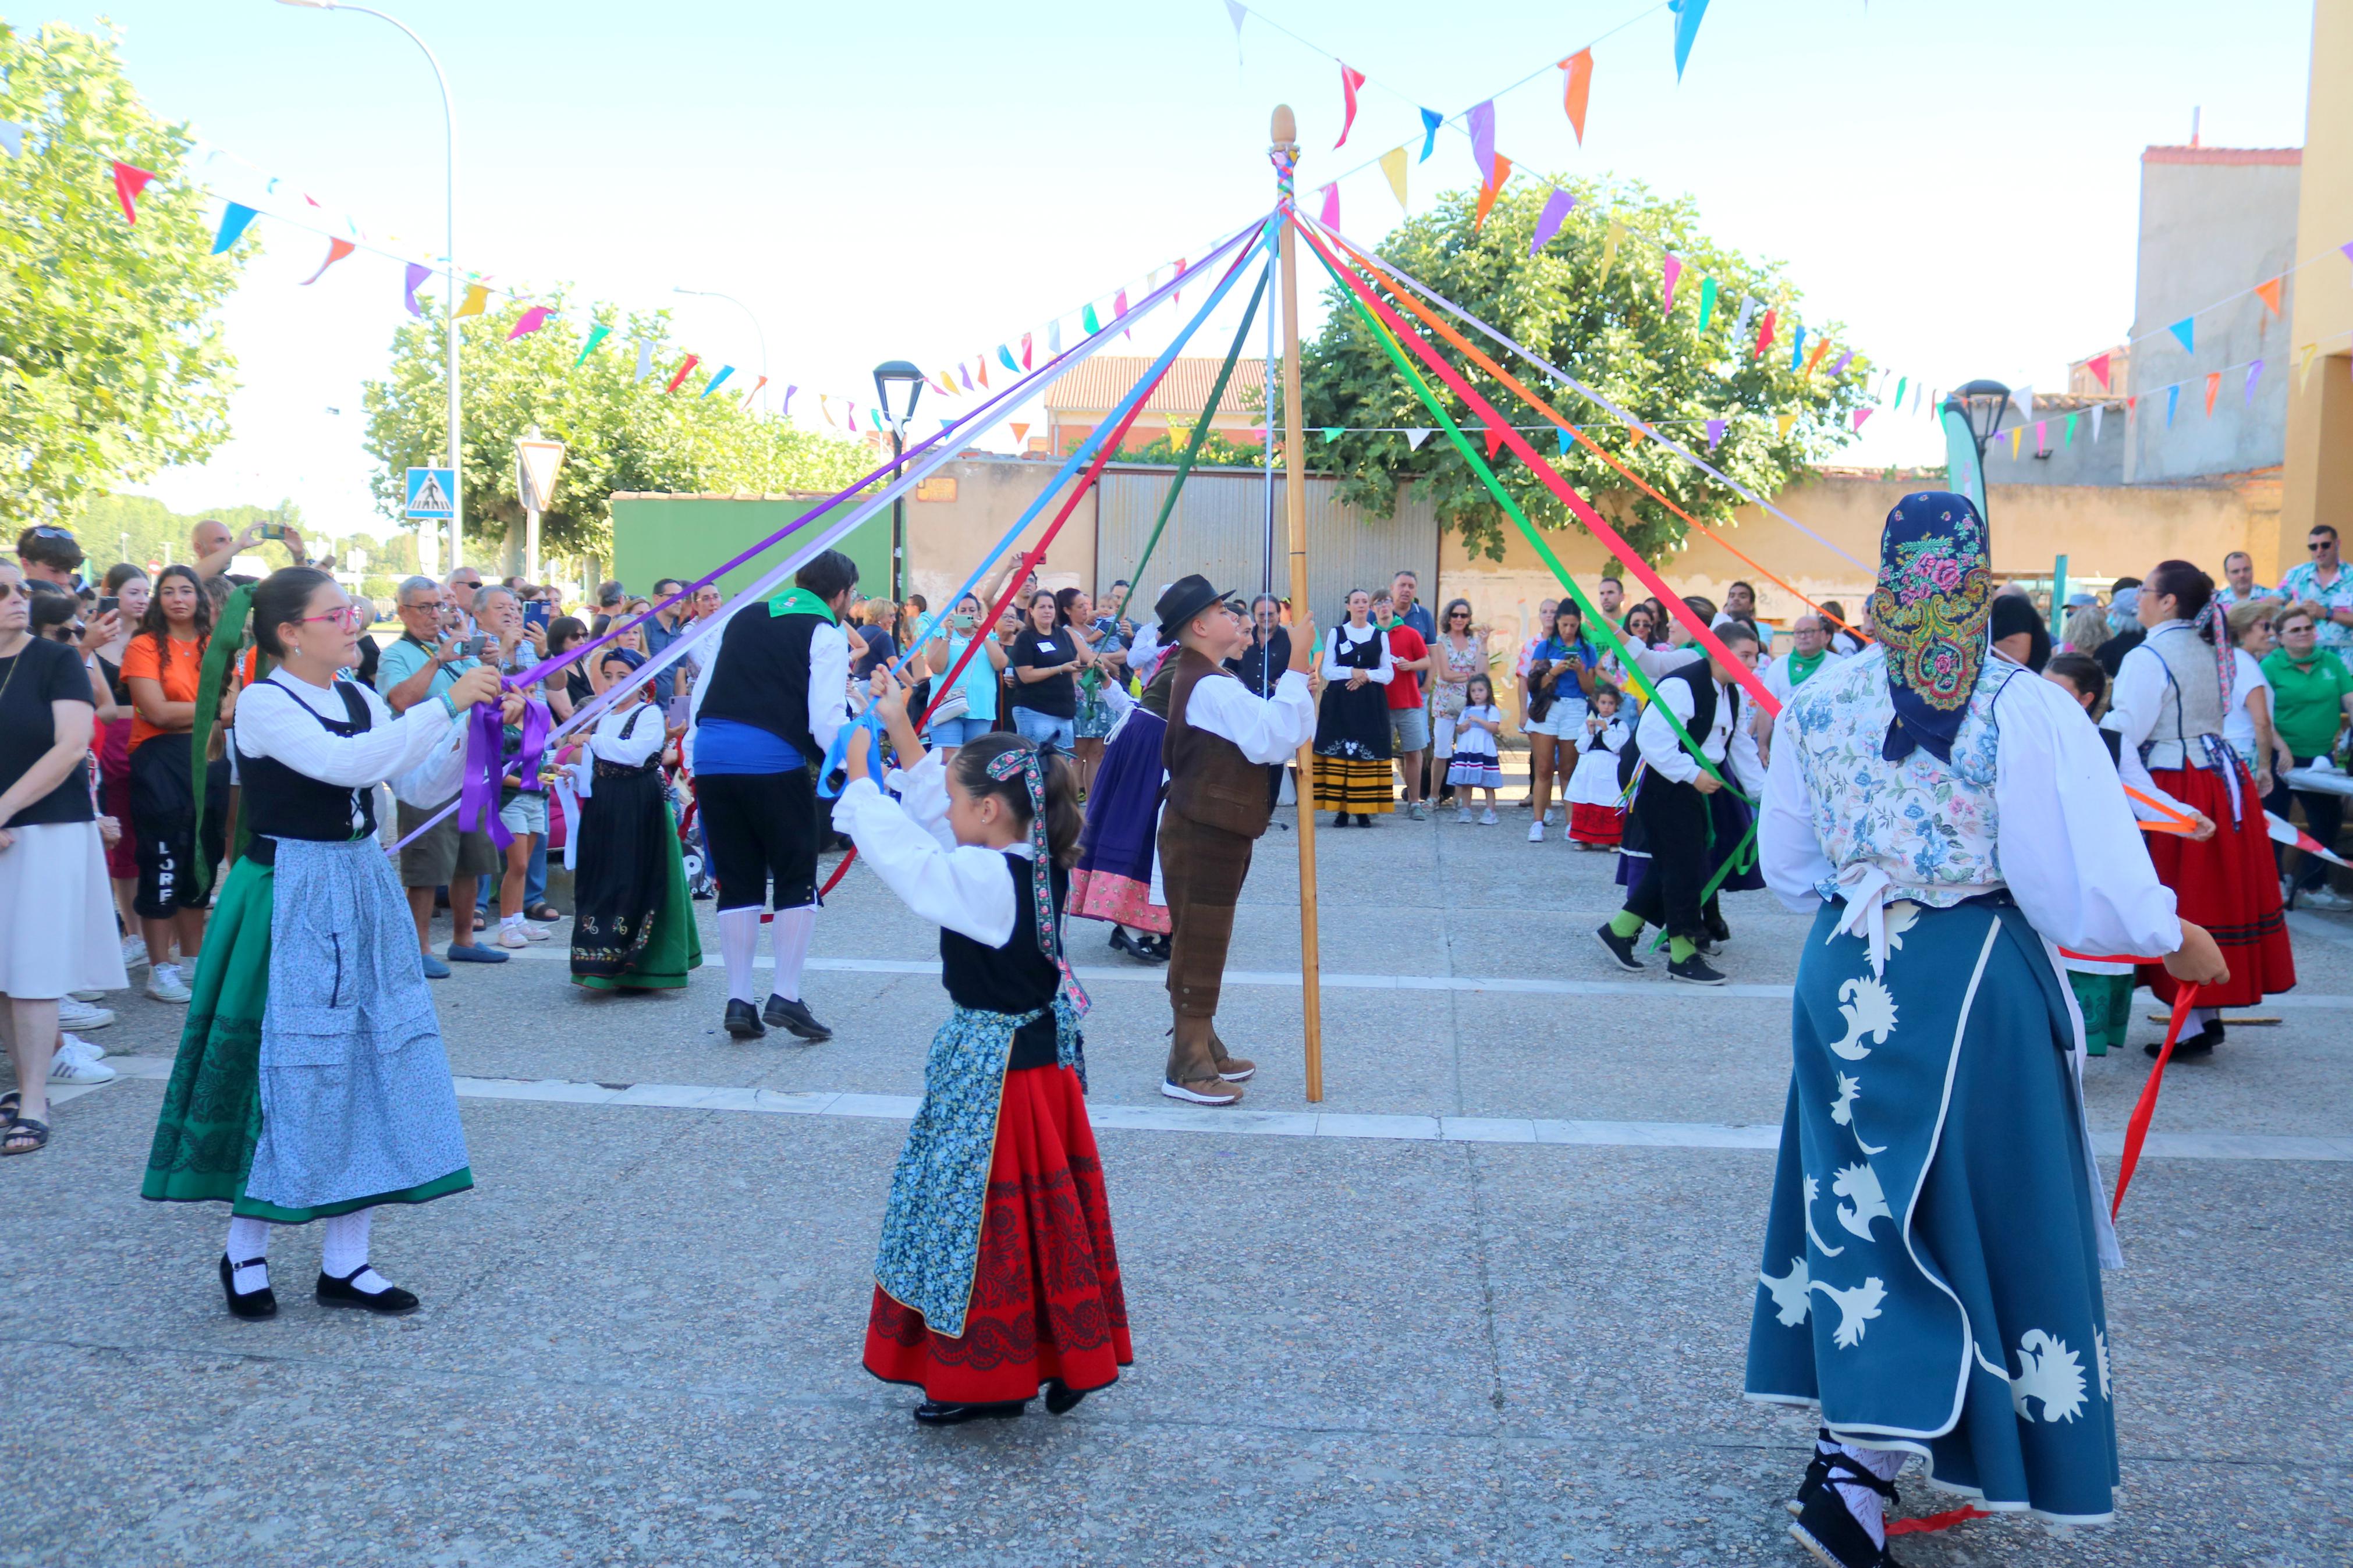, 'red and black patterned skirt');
2138,763,2295,1008
863,1064,1132,1402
